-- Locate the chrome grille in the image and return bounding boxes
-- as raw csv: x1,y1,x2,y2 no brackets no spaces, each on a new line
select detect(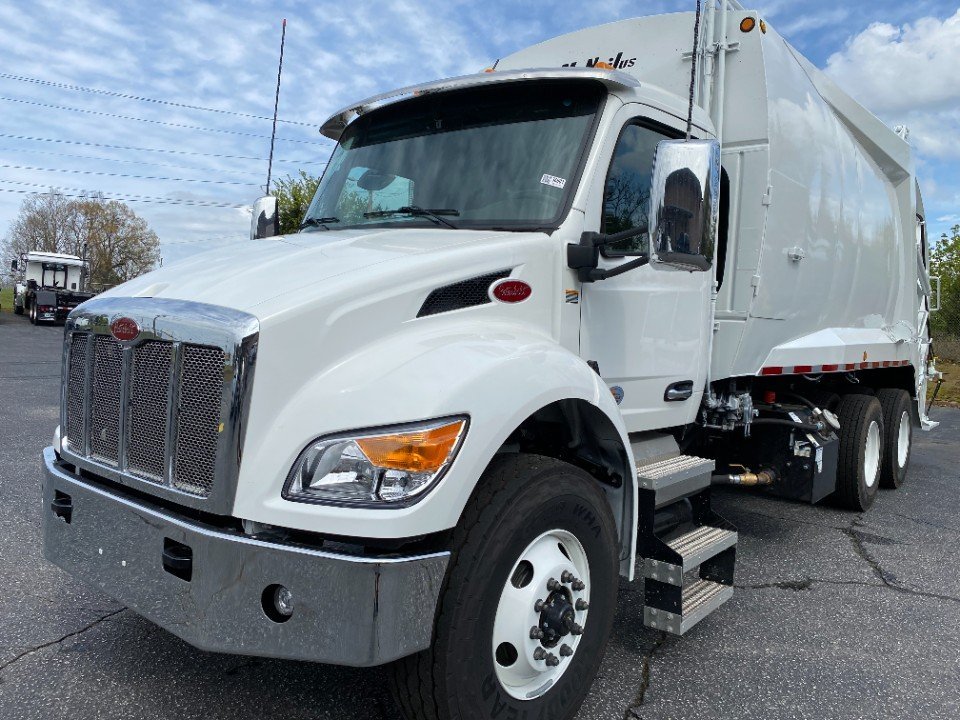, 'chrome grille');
127,341,173,483
65,334,89,453
90,336,123,464
60,298,258,512
173,345,224,496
